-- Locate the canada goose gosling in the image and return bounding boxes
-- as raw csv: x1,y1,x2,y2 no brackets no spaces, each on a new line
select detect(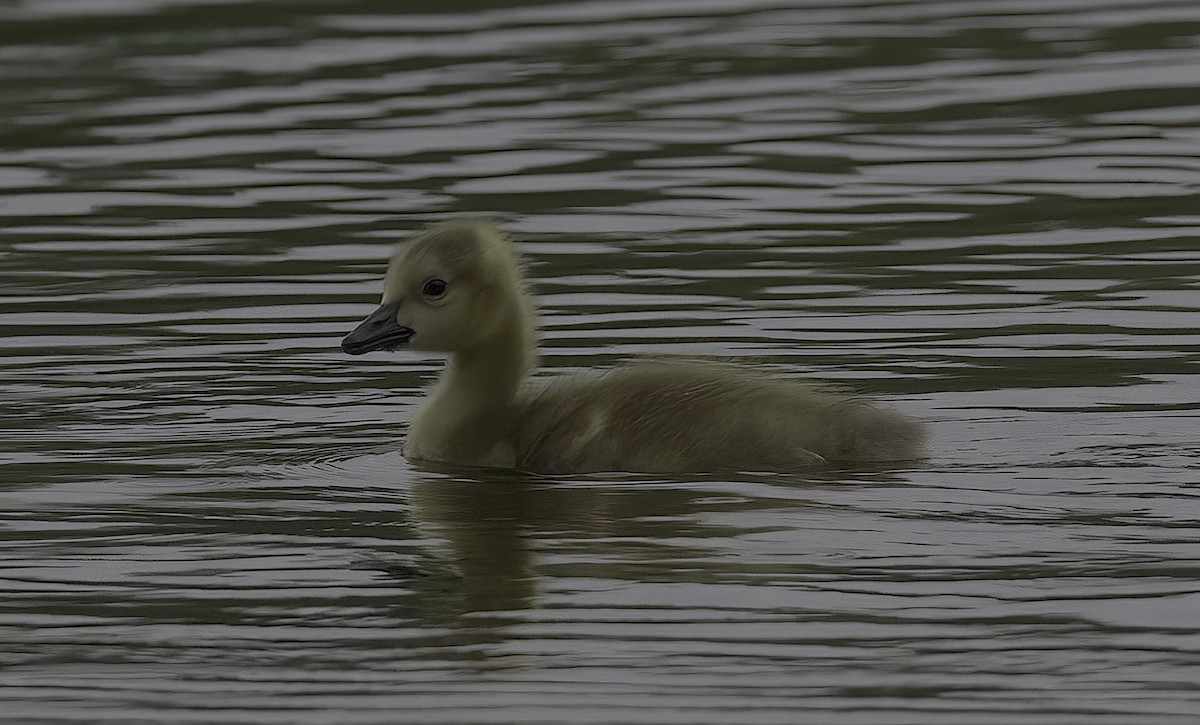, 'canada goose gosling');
343,222,925,473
